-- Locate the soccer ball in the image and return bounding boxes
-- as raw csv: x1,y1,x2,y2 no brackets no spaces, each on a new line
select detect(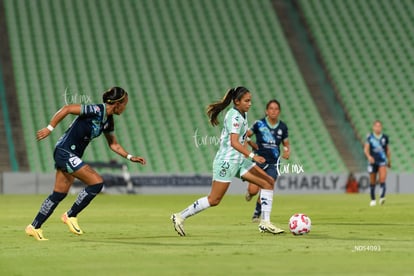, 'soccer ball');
289,213,311,235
